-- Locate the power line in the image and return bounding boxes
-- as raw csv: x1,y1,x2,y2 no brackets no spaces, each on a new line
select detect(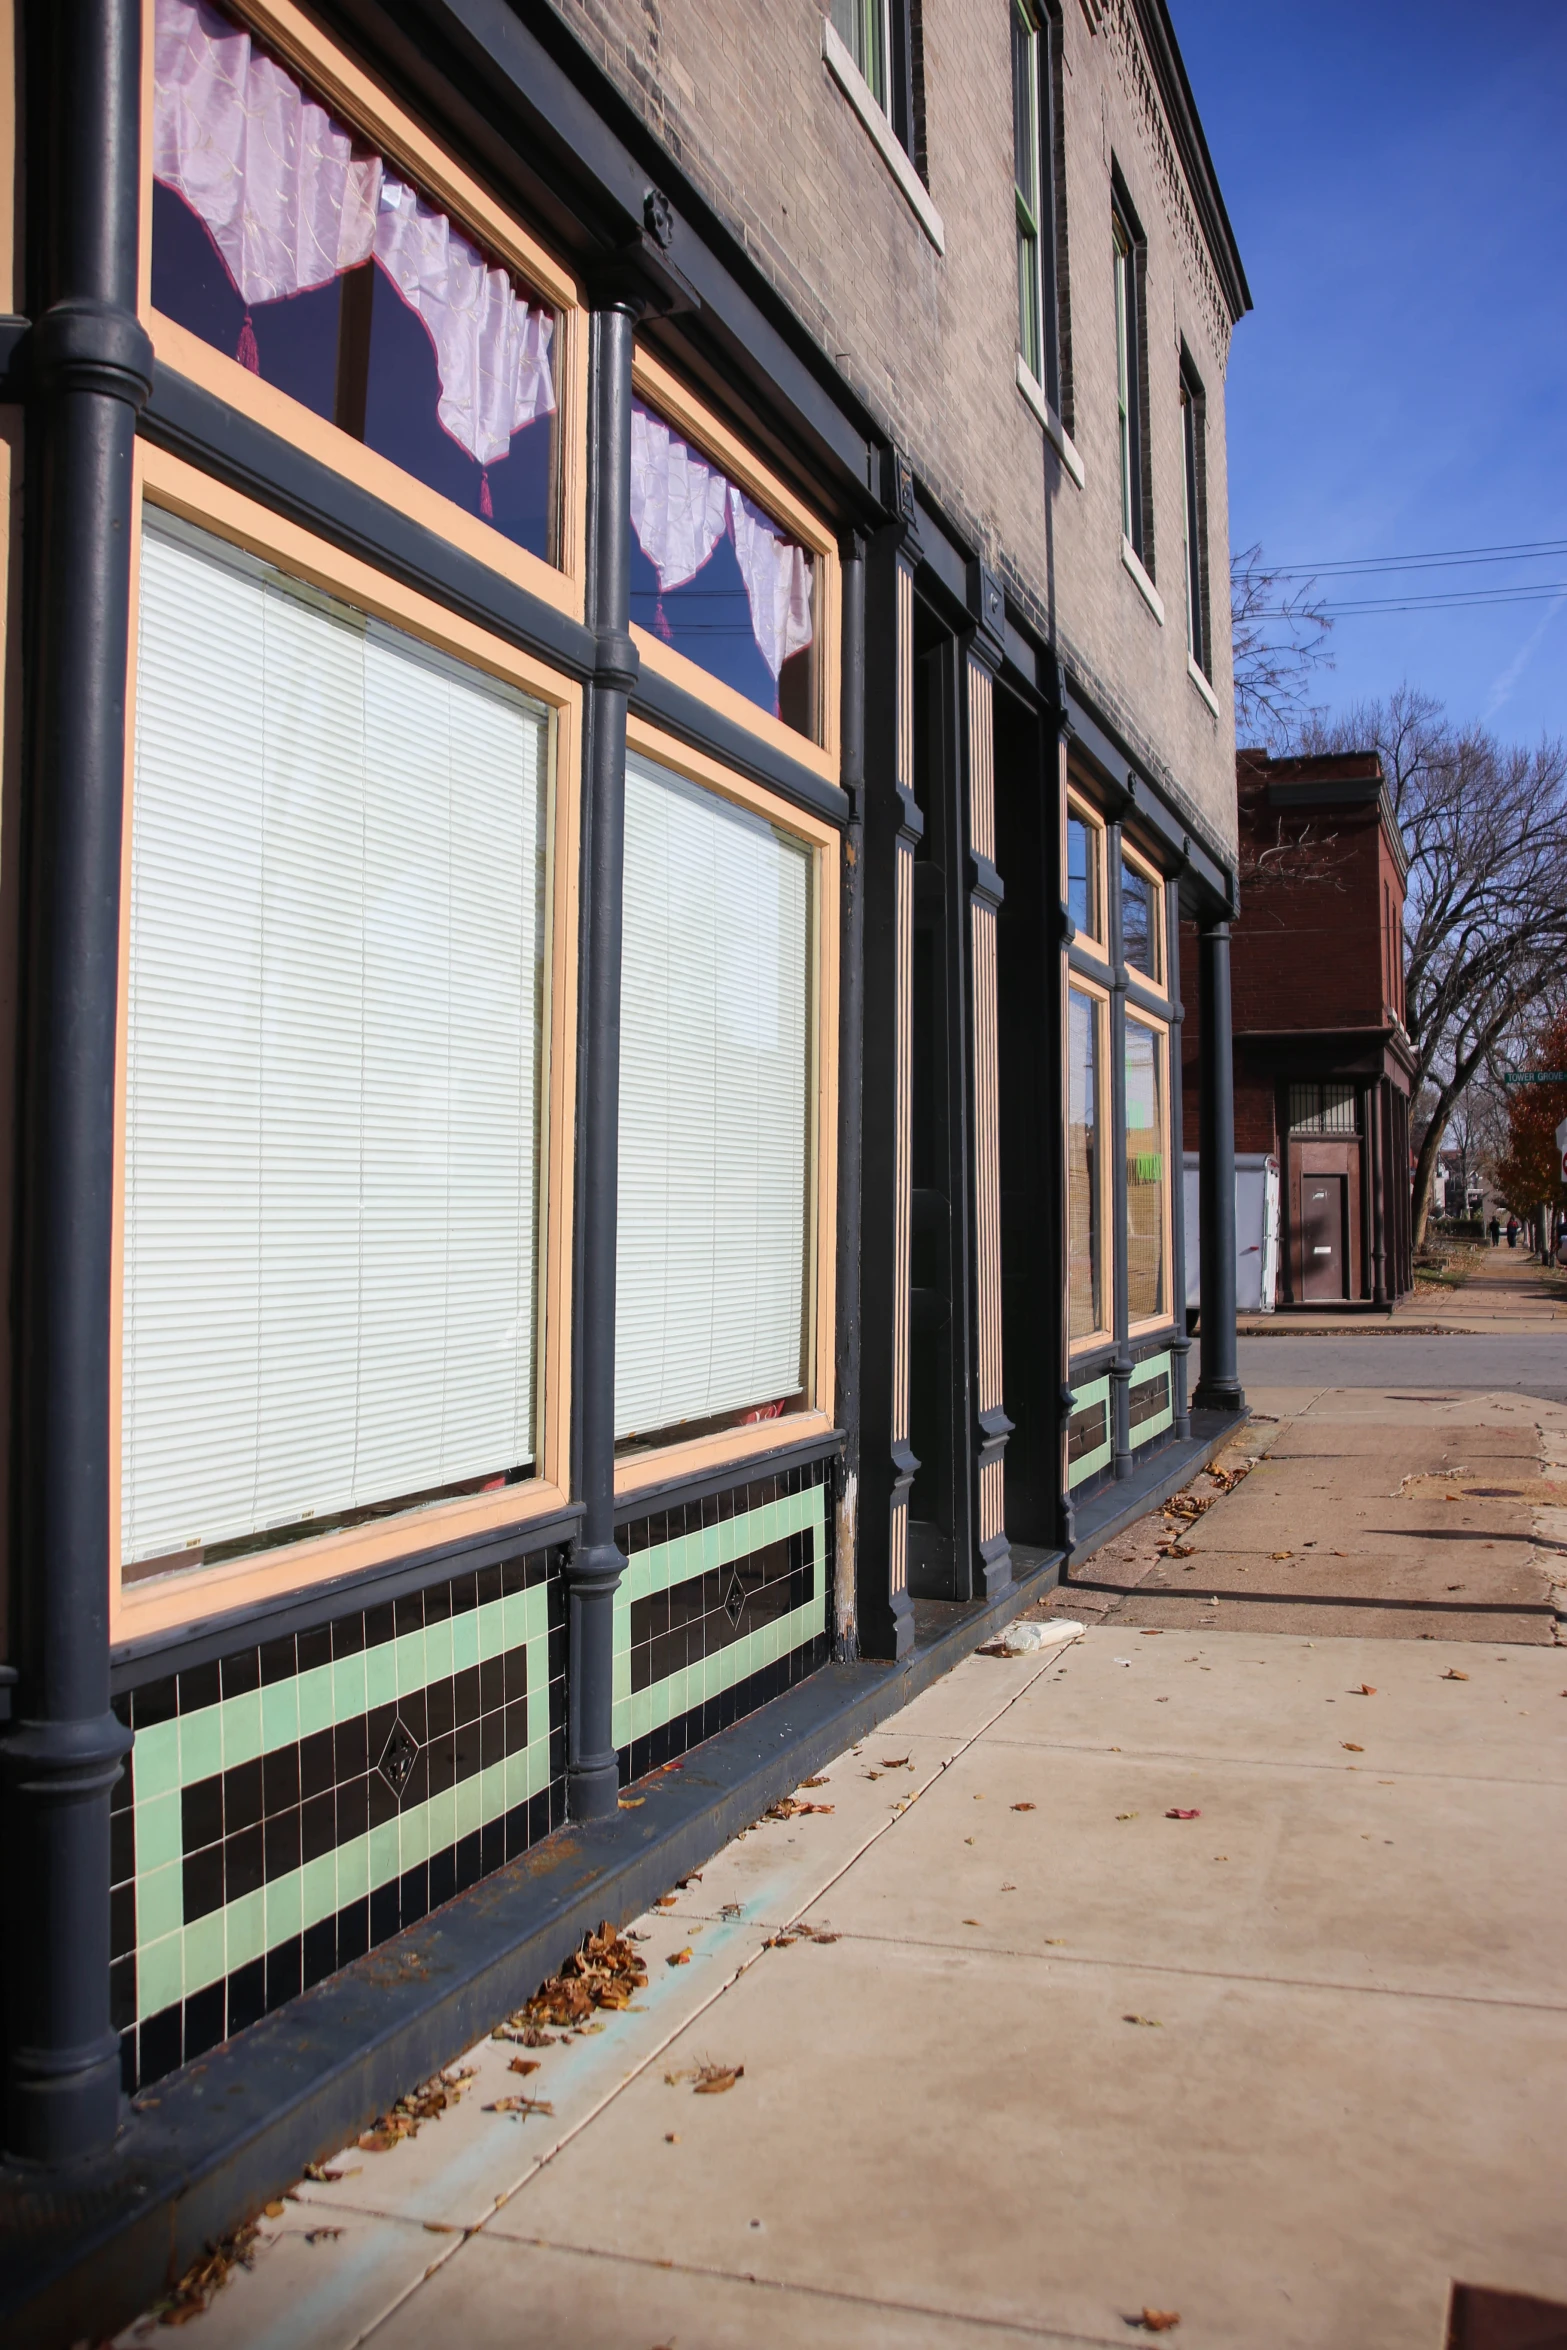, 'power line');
1261,536,1567,582
1256,583,1567,619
